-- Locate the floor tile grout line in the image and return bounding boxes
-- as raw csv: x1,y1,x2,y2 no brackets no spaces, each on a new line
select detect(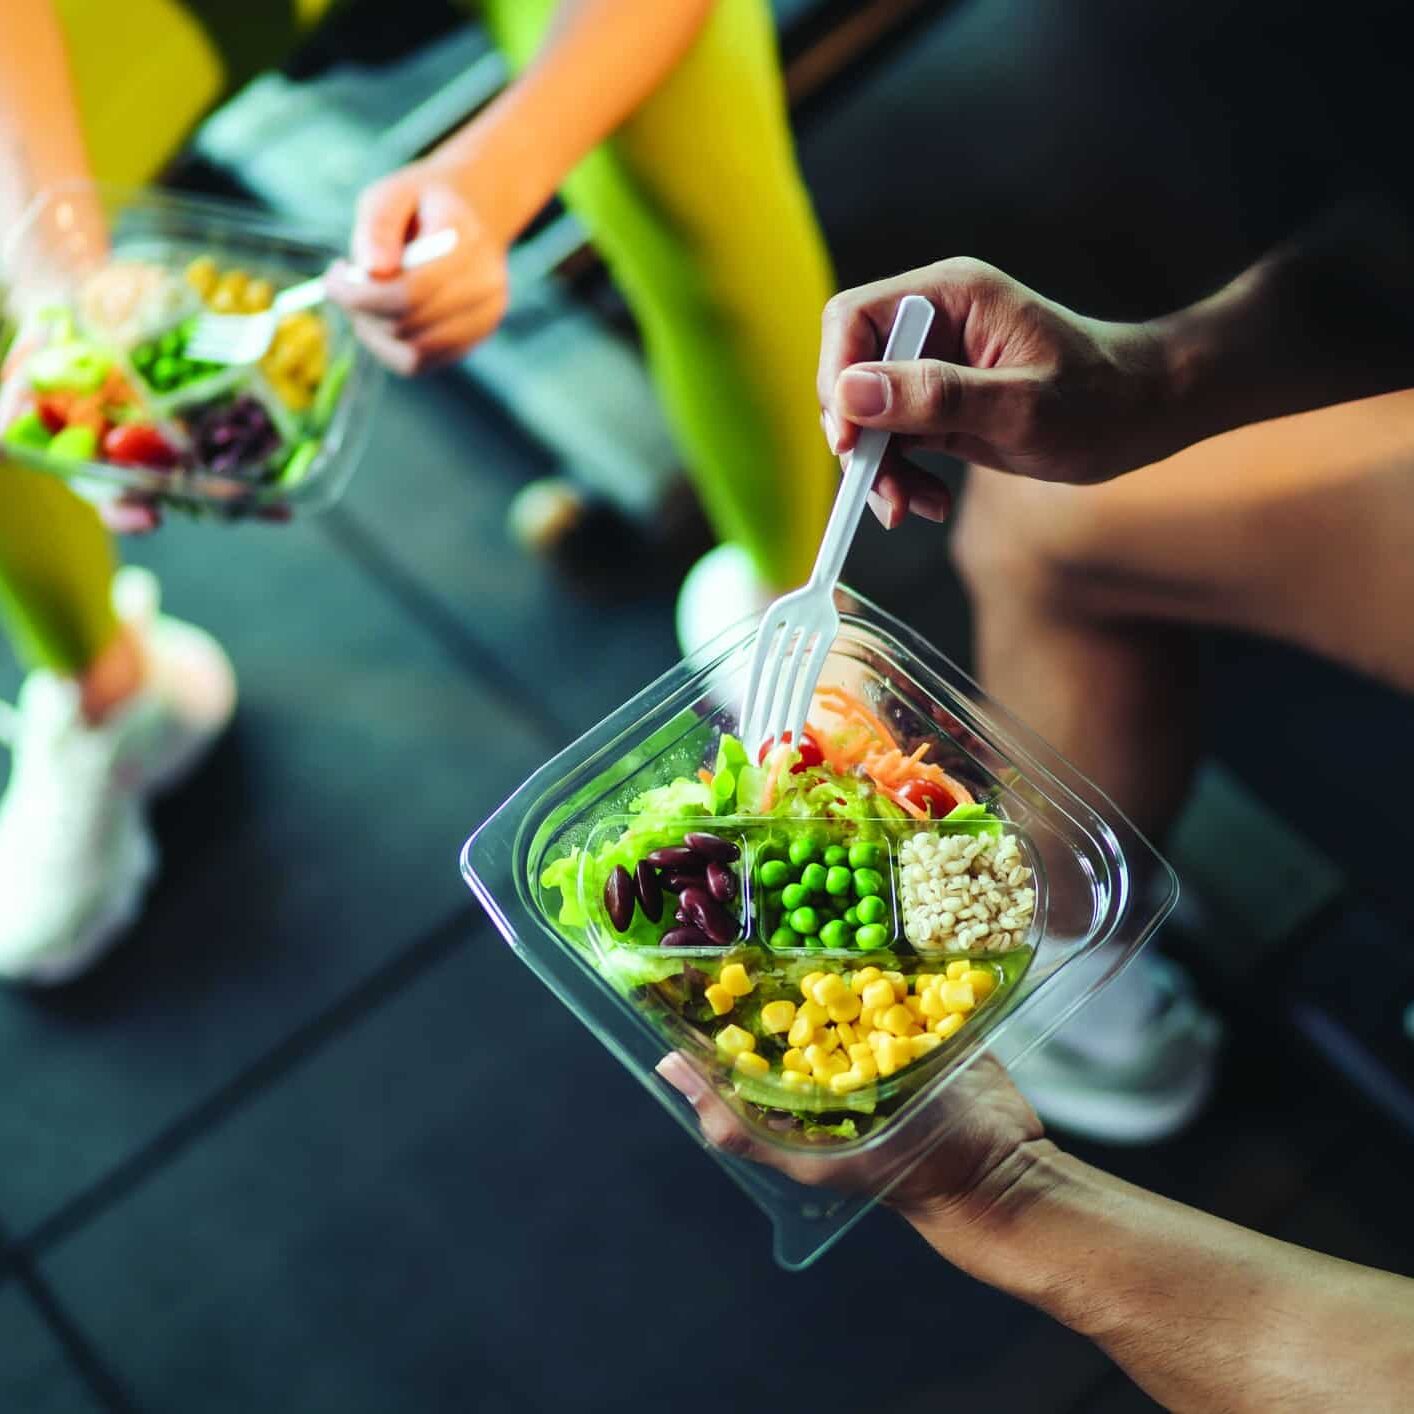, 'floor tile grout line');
17,903,483,1260
318,506,574,747
8,1256,141,1414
